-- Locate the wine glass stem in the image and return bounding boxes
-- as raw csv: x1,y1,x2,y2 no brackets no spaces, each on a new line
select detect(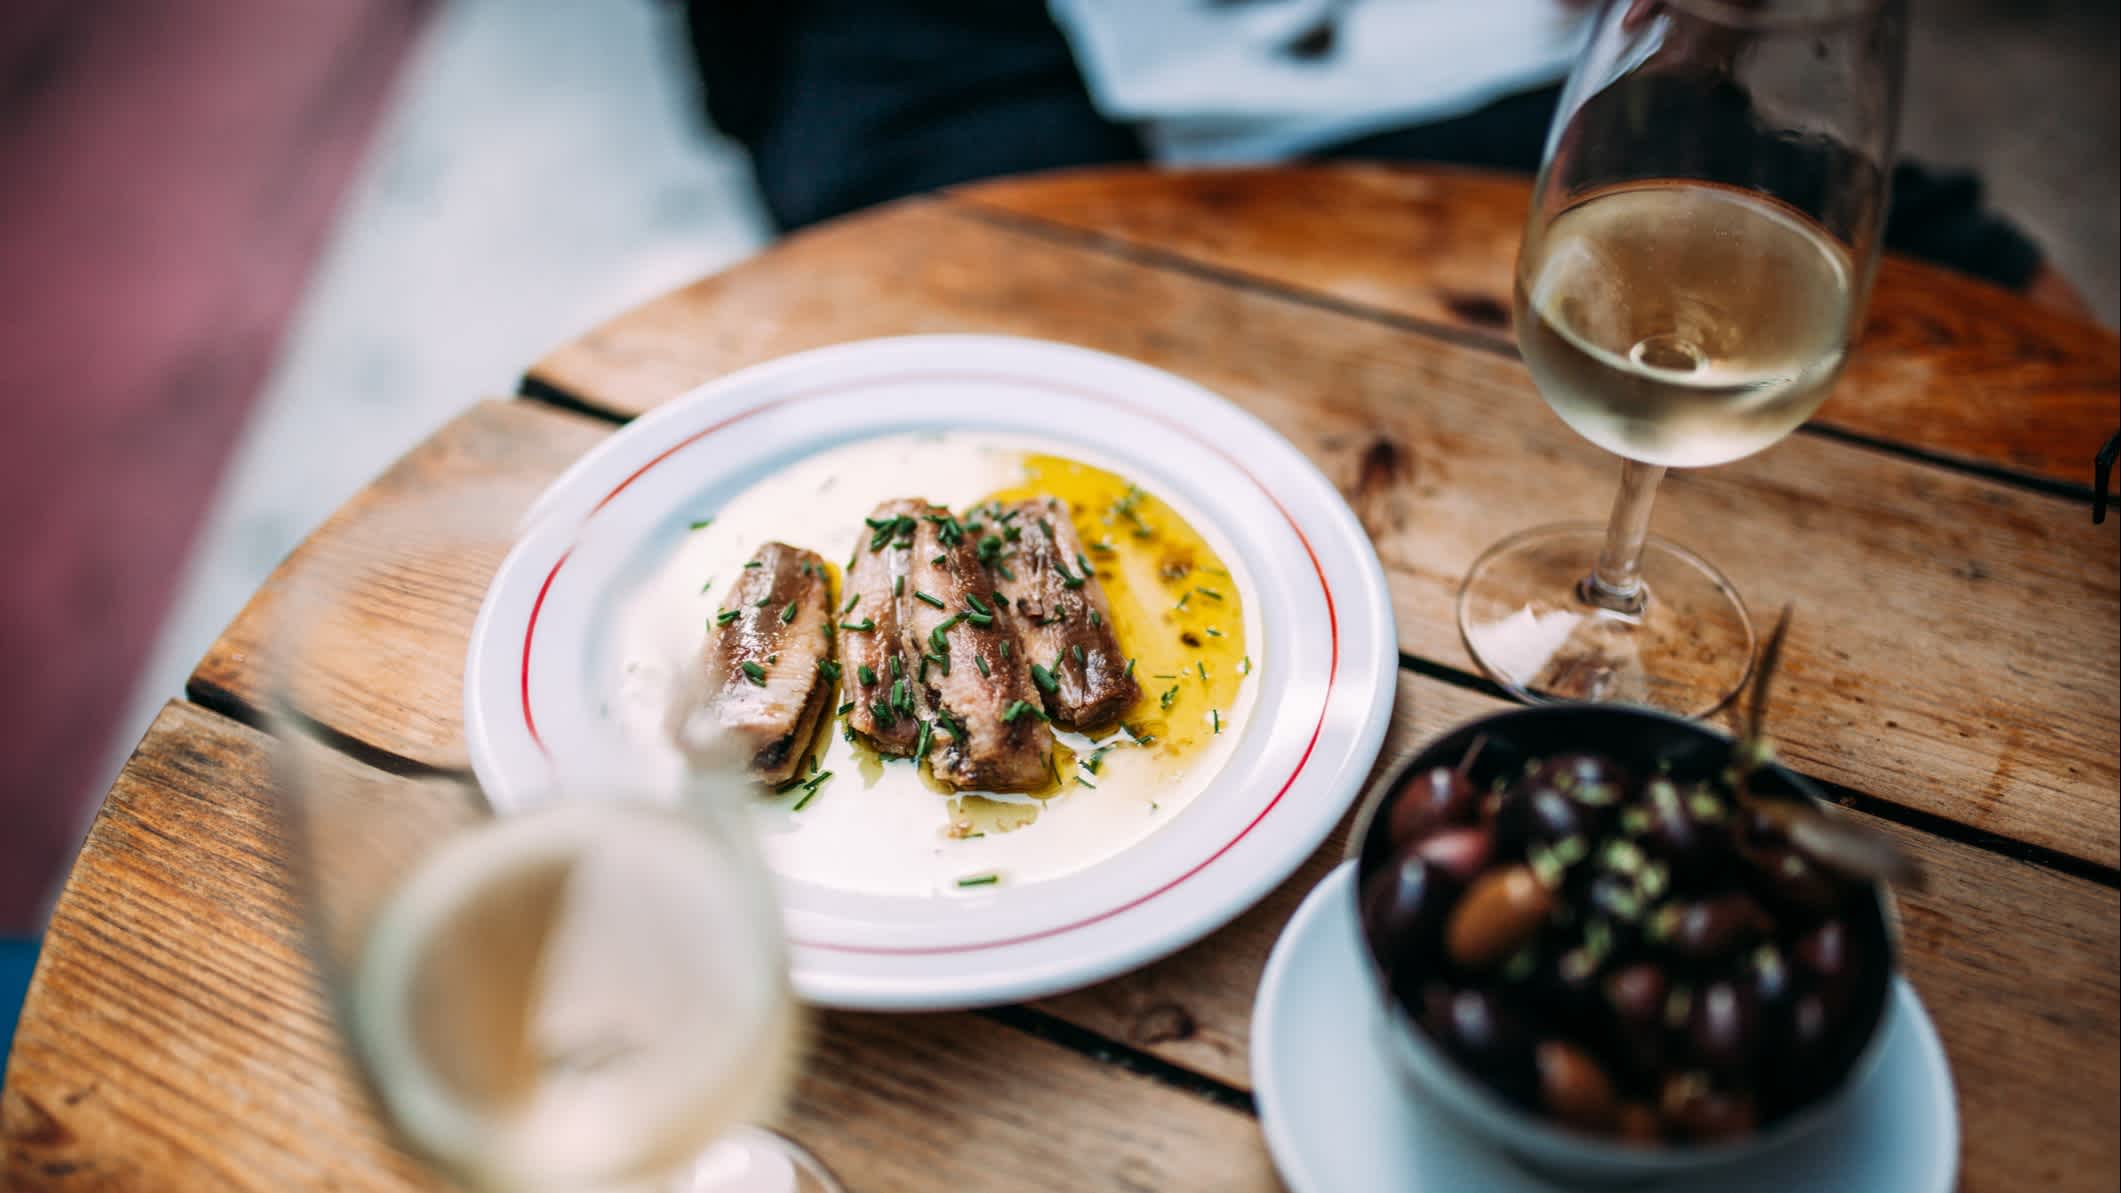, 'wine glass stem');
1580,459,1667,616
